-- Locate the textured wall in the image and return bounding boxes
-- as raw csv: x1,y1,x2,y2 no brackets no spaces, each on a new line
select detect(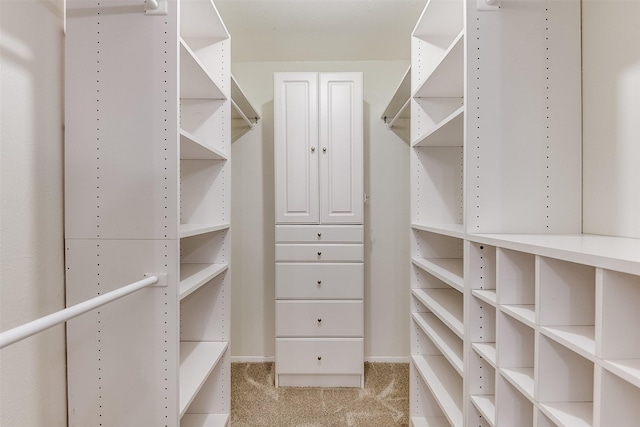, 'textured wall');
0,0,67,425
